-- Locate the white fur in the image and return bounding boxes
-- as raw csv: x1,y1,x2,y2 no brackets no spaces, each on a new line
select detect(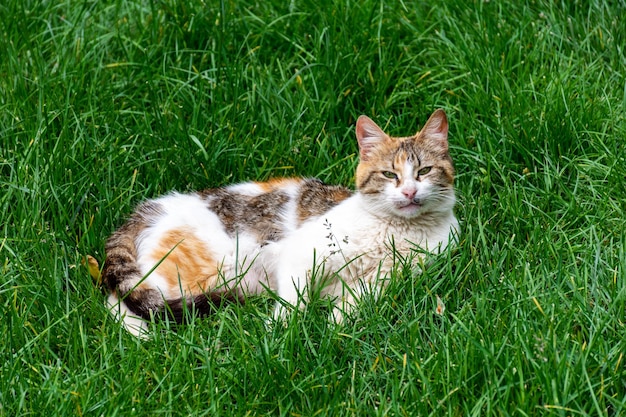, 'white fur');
270,191,458,320
226,182,264,196
130,193,264,298
134,193,239,297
